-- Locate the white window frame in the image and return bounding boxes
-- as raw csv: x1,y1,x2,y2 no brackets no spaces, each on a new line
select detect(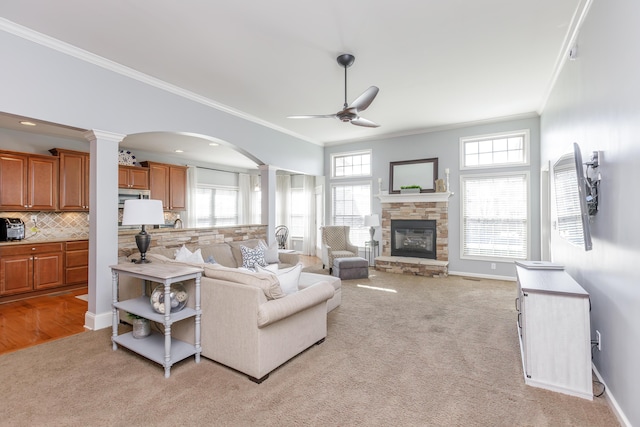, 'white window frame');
331,149,372,179
460,171,530,262
460,129,530,170
330,180,372,247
